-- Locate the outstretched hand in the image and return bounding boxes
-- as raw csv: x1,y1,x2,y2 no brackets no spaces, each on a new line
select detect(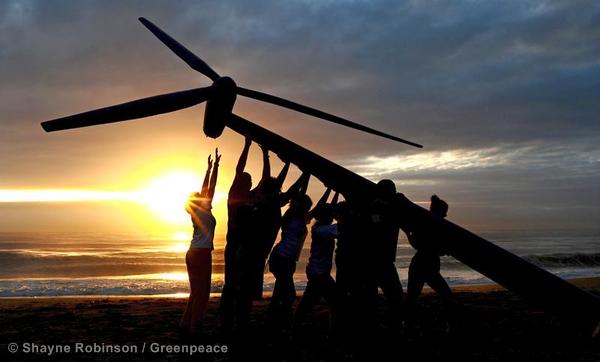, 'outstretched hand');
207,154,213,169
215,148,221,165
